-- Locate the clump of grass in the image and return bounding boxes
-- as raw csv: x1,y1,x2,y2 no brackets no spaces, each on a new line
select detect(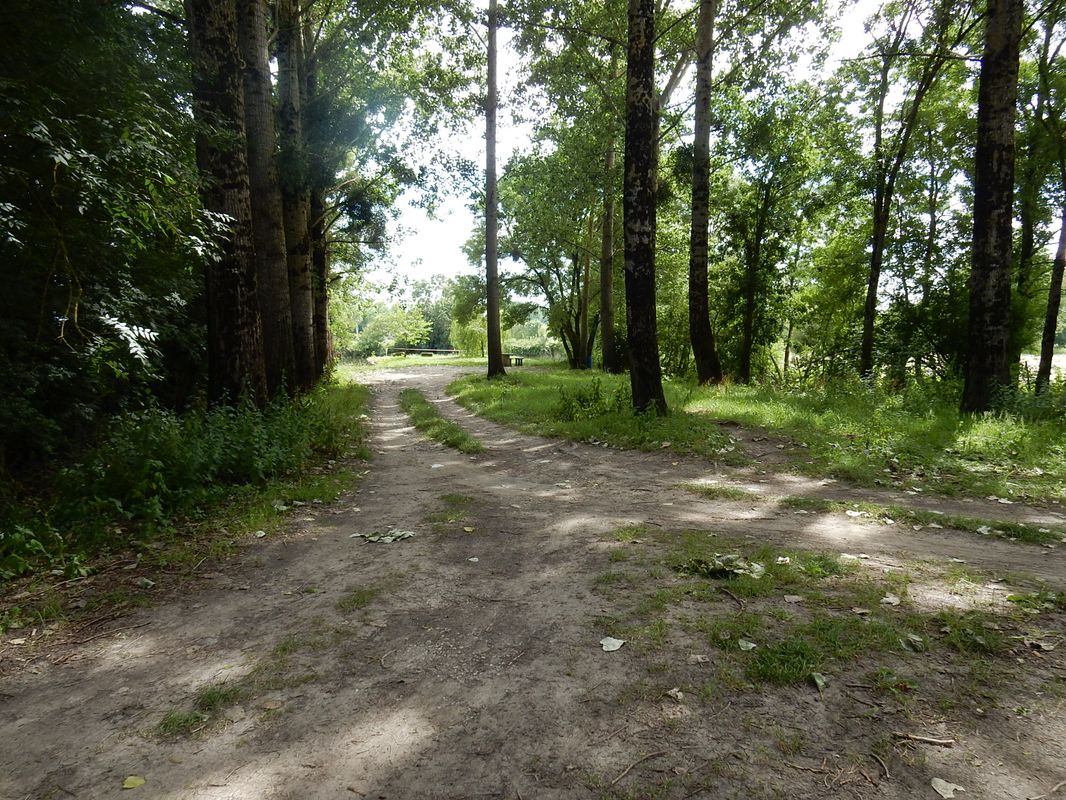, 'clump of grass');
157,710,208,737
156,682,245,738
337,586,379,612
448,372,743,462
682,483,760,502
398,388,482,454
429,493,475,529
